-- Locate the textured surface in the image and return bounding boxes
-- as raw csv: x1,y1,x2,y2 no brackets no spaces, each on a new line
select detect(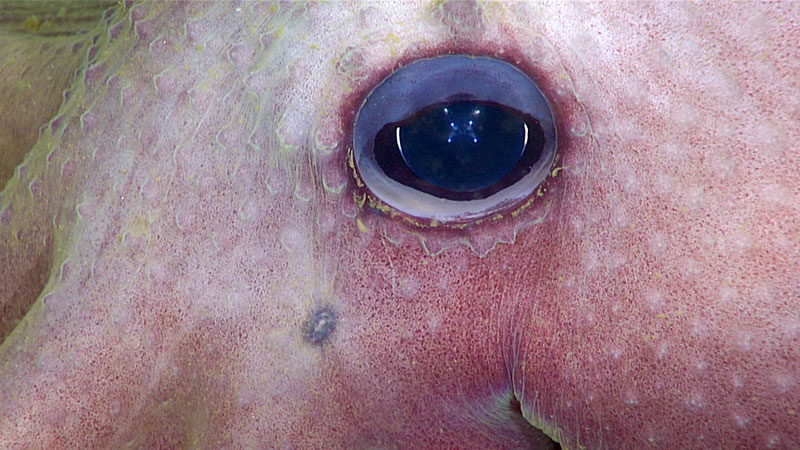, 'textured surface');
0,1,798,449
